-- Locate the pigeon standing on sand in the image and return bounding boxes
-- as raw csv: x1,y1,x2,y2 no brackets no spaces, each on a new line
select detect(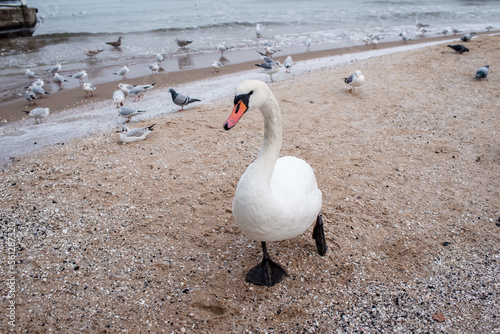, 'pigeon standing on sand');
447,44,469,54
168,88,201,111
284,56,294,73
69,70,88,85
106,36,123,47
118,107,146,123
211,61,223,72
25,69,36,82
116,124,155,144
461,32,476,42
53,73,68,88
82,82,97,98
46,63,61,76
176,38,192,47
84,49,104,57
25,90,37,105
475,65,489,80
23,107,50,124
113,66,129,79
112,89,126,108
344,70,365,93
